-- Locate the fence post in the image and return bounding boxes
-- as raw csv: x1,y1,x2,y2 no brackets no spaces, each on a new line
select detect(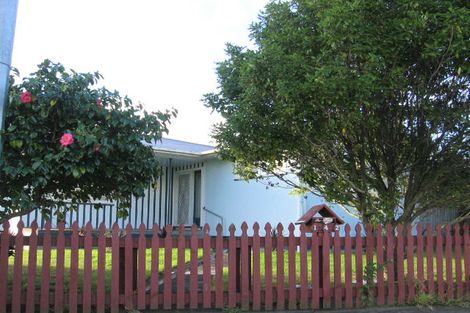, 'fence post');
344,224,353,308
137,224,147,310
83,223,93,313
276,223,285,310
406,224,415,303
252,223,261,310
215,224,224,308
240,222,250,310
111,223,120,313
299,224,308,309
288,223,297,310
454,224,463,299
386,224,394,305
264,223,273,310
97,223,107,313
55,222,66,313
355,224,363,307
25,221,38,313
436,224,444,301
40,221,52,313
203,224,212,309
11,221,24,313
228,224,237,308
376,224,385,306
150,224,161,310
